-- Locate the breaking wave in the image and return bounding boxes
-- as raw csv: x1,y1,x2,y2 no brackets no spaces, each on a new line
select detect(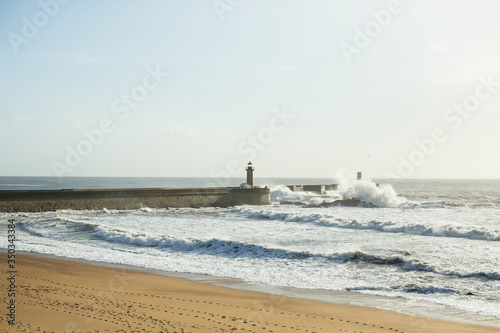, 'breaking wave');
348,284,467,296
17,217,98,239
93,225,500,281
235,207,500,242
270,179,406,208
270,185,328,205
339,180,405,207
